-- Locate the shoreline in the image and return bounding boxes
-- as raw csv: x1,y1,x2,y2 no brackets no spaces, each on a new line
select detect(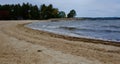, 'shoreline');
0,20,120,64
21,22,120,47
